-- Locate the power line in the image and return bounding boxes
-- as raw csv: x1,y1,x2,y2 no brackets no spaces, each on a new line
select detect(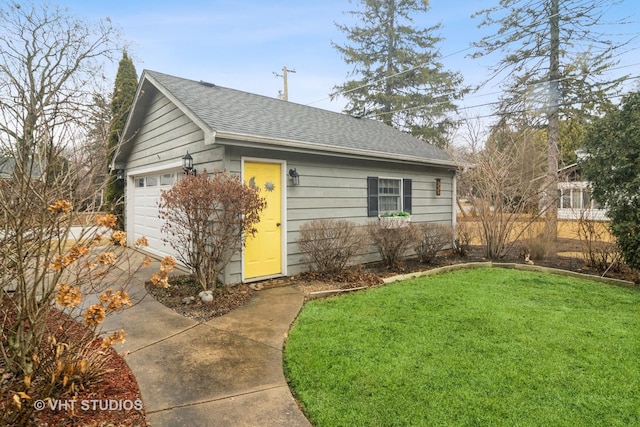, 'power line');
460,92,629,122
363,72,640,121
305,7,590,107
306,3,638,109
456,61,640,105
